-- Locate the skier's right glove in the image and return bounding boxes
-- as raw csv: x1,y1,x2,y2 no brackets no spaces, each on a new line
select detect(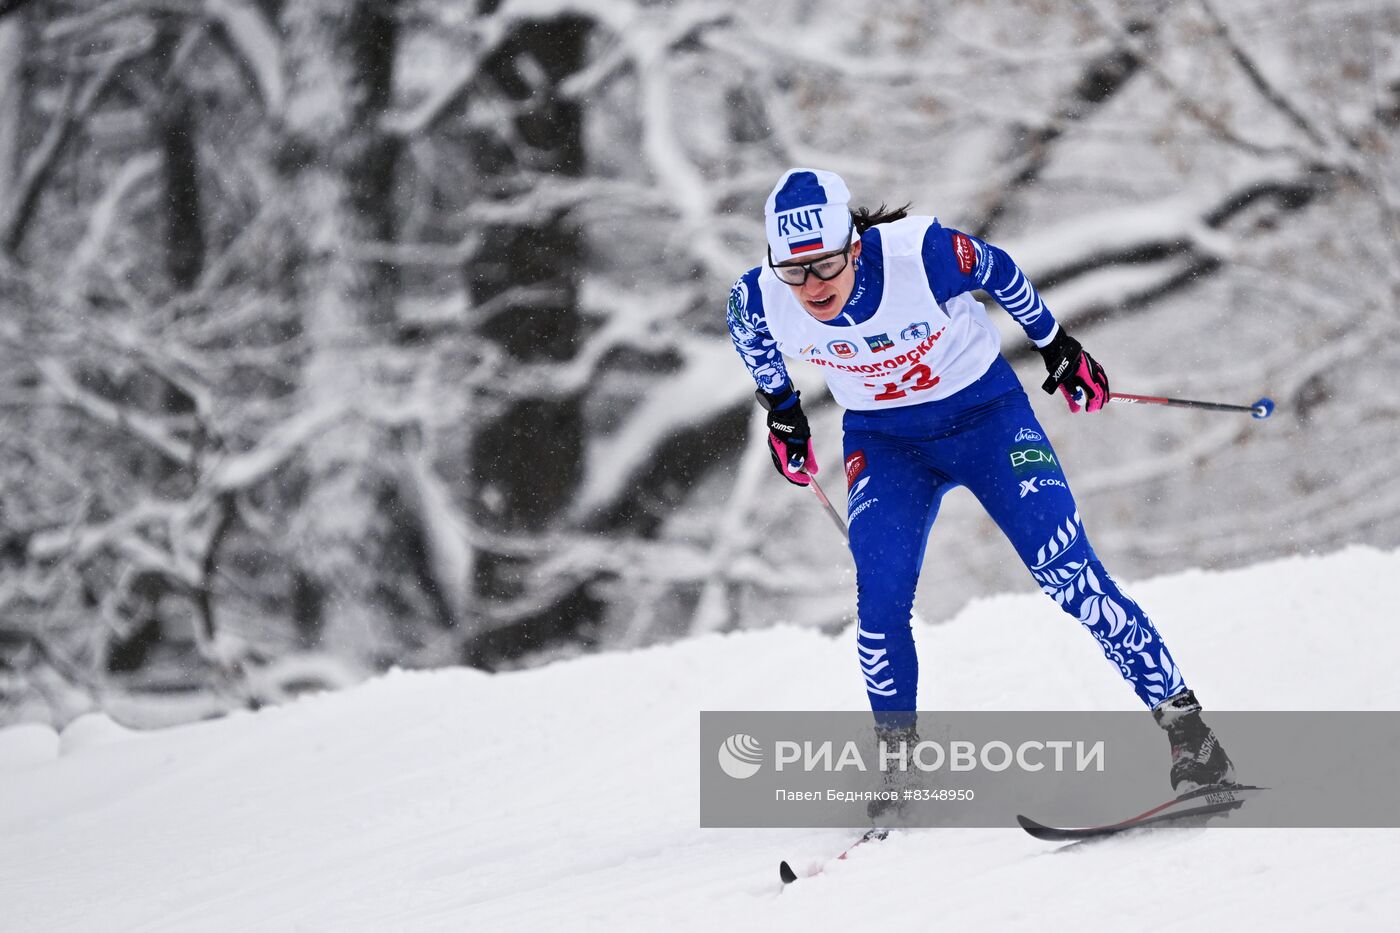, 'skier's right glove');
756,387,818,487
